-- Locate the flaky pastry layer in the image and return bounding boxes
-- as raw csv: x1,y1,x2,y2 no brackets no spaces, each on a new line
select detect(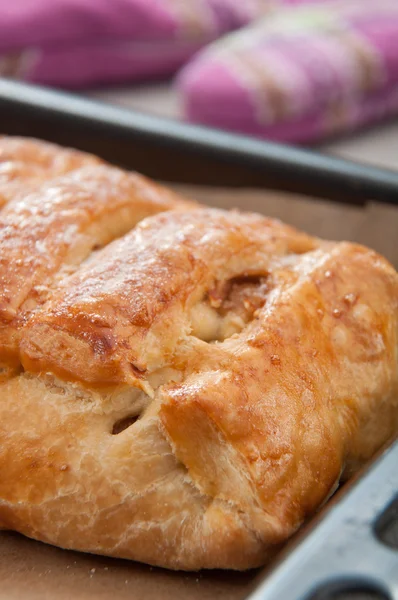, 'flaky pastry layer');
0,137,397,570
